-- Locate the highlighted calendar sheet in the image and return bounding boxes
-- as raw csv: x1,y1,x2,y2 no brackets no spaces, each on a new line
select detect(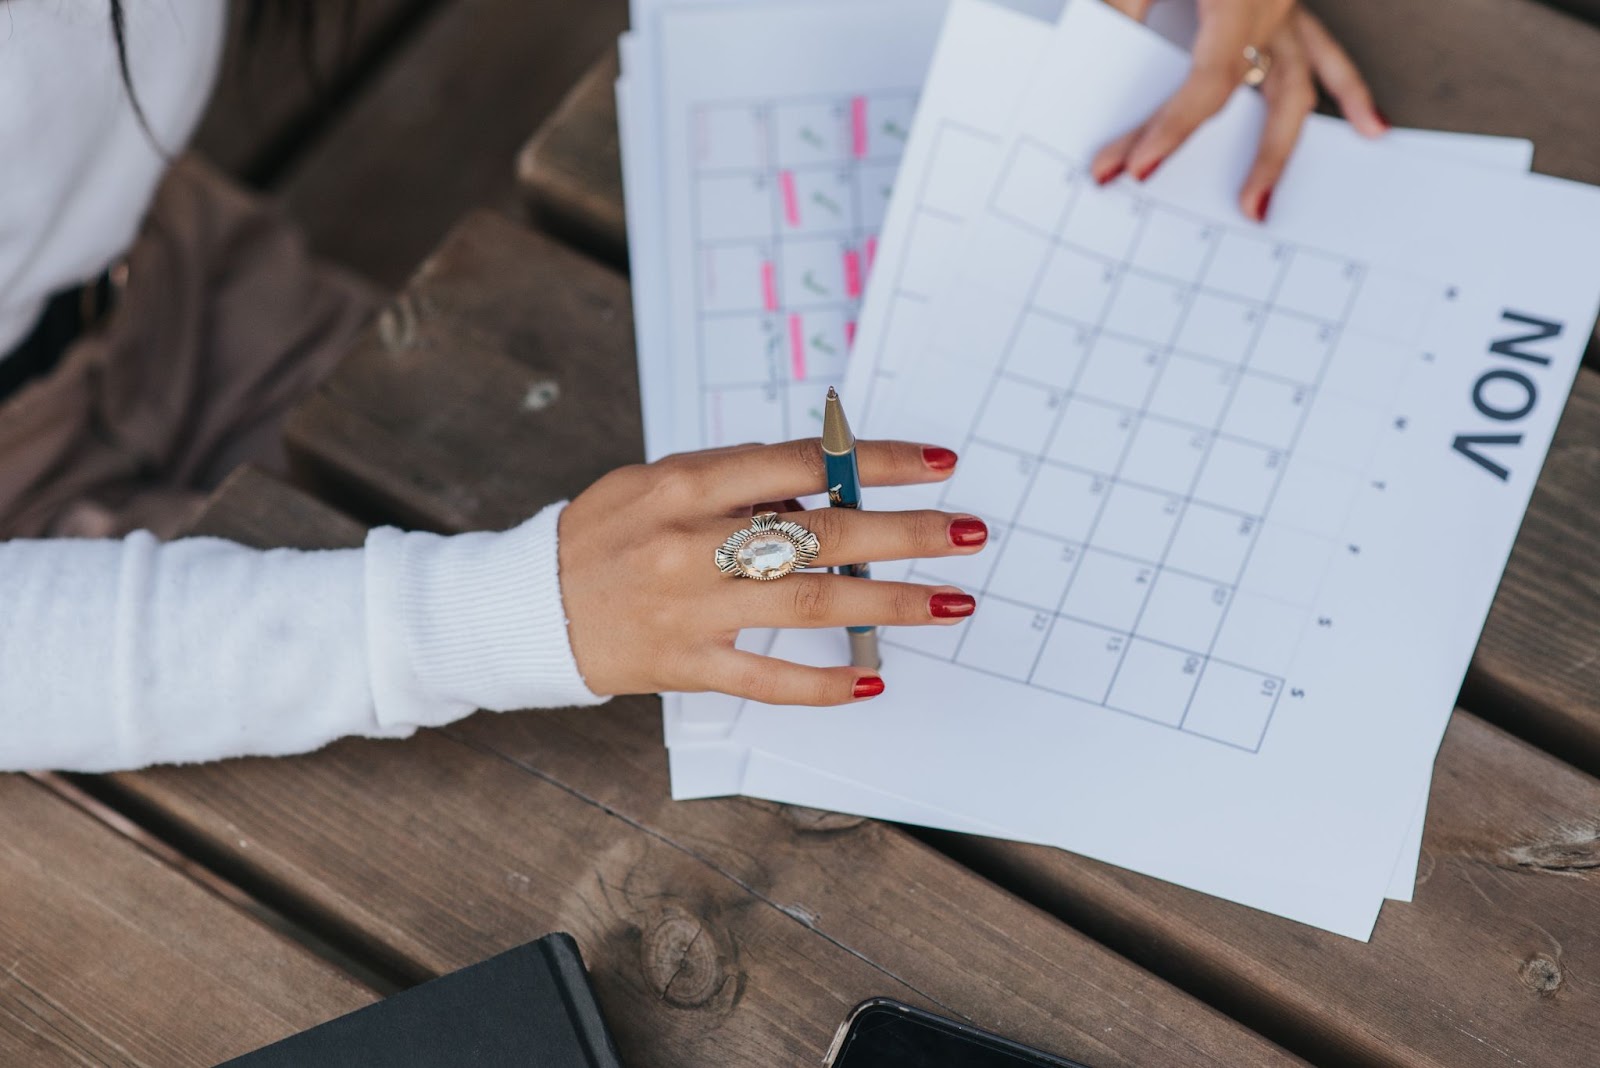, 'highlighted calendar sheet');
707,0,1600,938
654,1,943,454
